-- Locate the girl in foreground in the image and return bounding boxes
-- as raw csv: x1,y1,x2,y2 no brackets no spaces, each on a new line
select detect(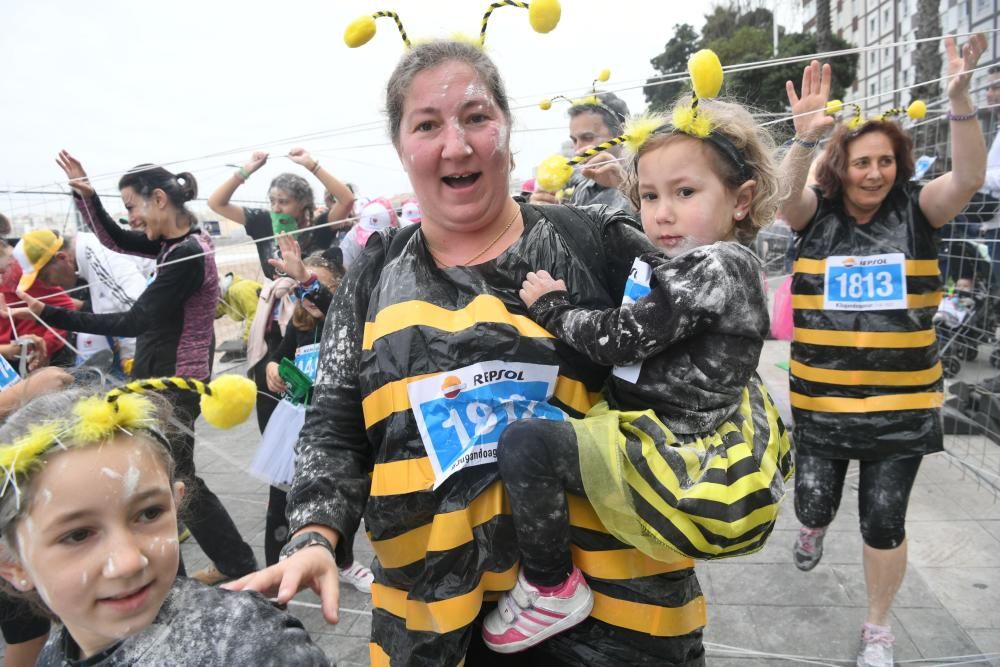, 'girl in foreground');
0,376,330,665
485,87,793,652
